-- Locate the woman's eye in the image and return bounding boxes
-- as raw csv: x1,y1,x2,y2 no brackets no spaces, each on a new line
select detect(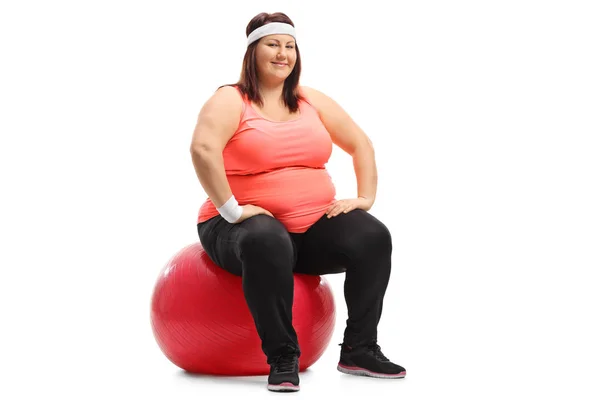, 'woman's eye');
268,43,294,49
